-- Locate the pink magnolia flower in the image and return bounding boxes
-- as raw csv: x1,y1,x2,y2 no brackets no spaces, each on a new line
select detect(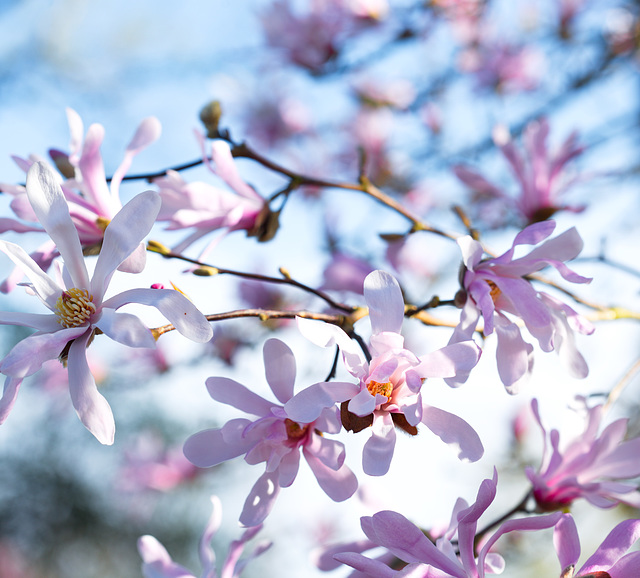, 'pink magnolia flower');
459,41,544,93
554,513,640,578
183,338,358,527
320,252,375,294
453,118,585,226
138,495,271,578
154,137,264,259
526,397,640,512
0,162,213,444
331,470,562,577
285,270,483,476
0,108,161,291
448,220,594,393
